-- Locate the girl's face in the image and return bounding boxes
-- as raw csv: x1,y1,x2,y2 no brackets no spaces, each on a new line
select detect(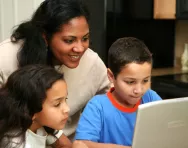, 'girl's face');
32,80,70,131
49,16,89,68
